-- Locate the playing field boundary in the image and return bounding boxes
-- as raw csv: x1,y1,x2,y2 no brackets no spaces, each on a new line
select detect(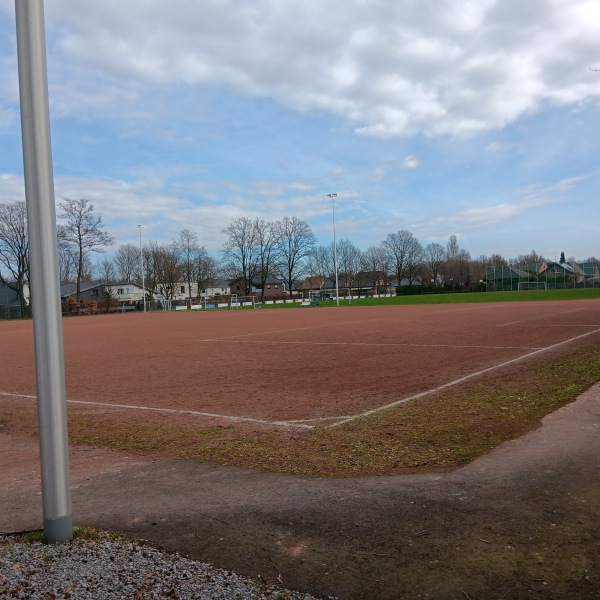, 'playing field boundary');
0,392,315,430
329,325,600,427
4,321,599,431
